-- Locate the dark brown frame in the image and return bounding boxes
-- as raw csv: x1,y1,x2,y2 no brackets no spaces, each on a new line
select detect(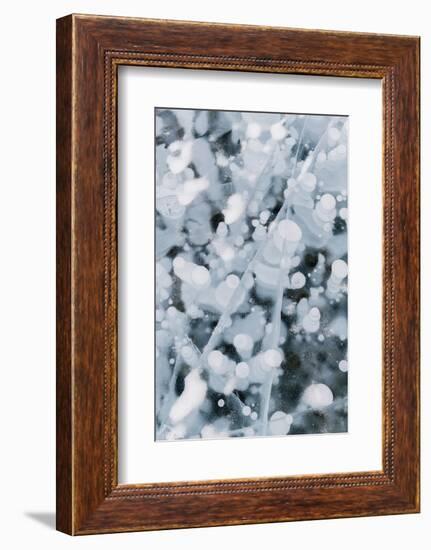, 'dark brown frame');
56,14,420,535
